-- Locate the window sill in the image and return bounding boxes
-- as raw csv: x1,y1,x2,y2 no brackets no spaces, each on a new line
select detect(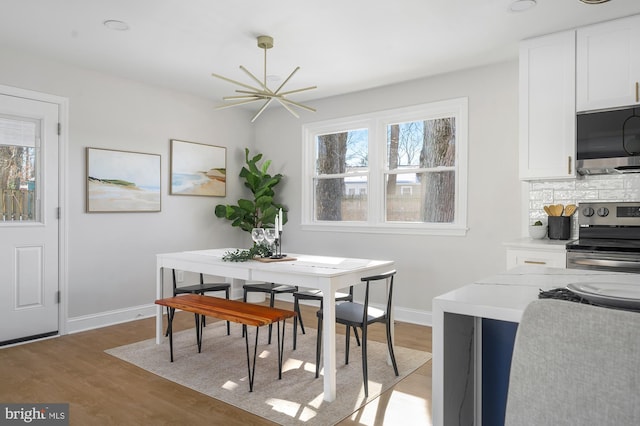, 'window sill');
300,223,468,236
